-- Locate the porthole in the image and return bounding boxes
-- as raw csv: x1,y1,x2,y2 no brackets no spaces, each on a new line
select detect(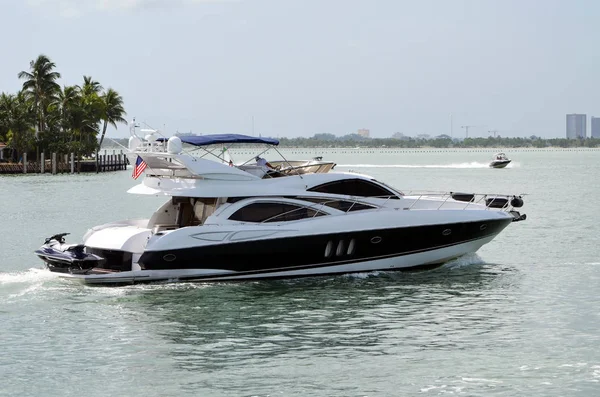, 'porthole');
370,236,382,244
347,239,356,255
442,229,452,236
336,240,345,257
163,254,177,262
324,241,333,258
480,224,487,231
